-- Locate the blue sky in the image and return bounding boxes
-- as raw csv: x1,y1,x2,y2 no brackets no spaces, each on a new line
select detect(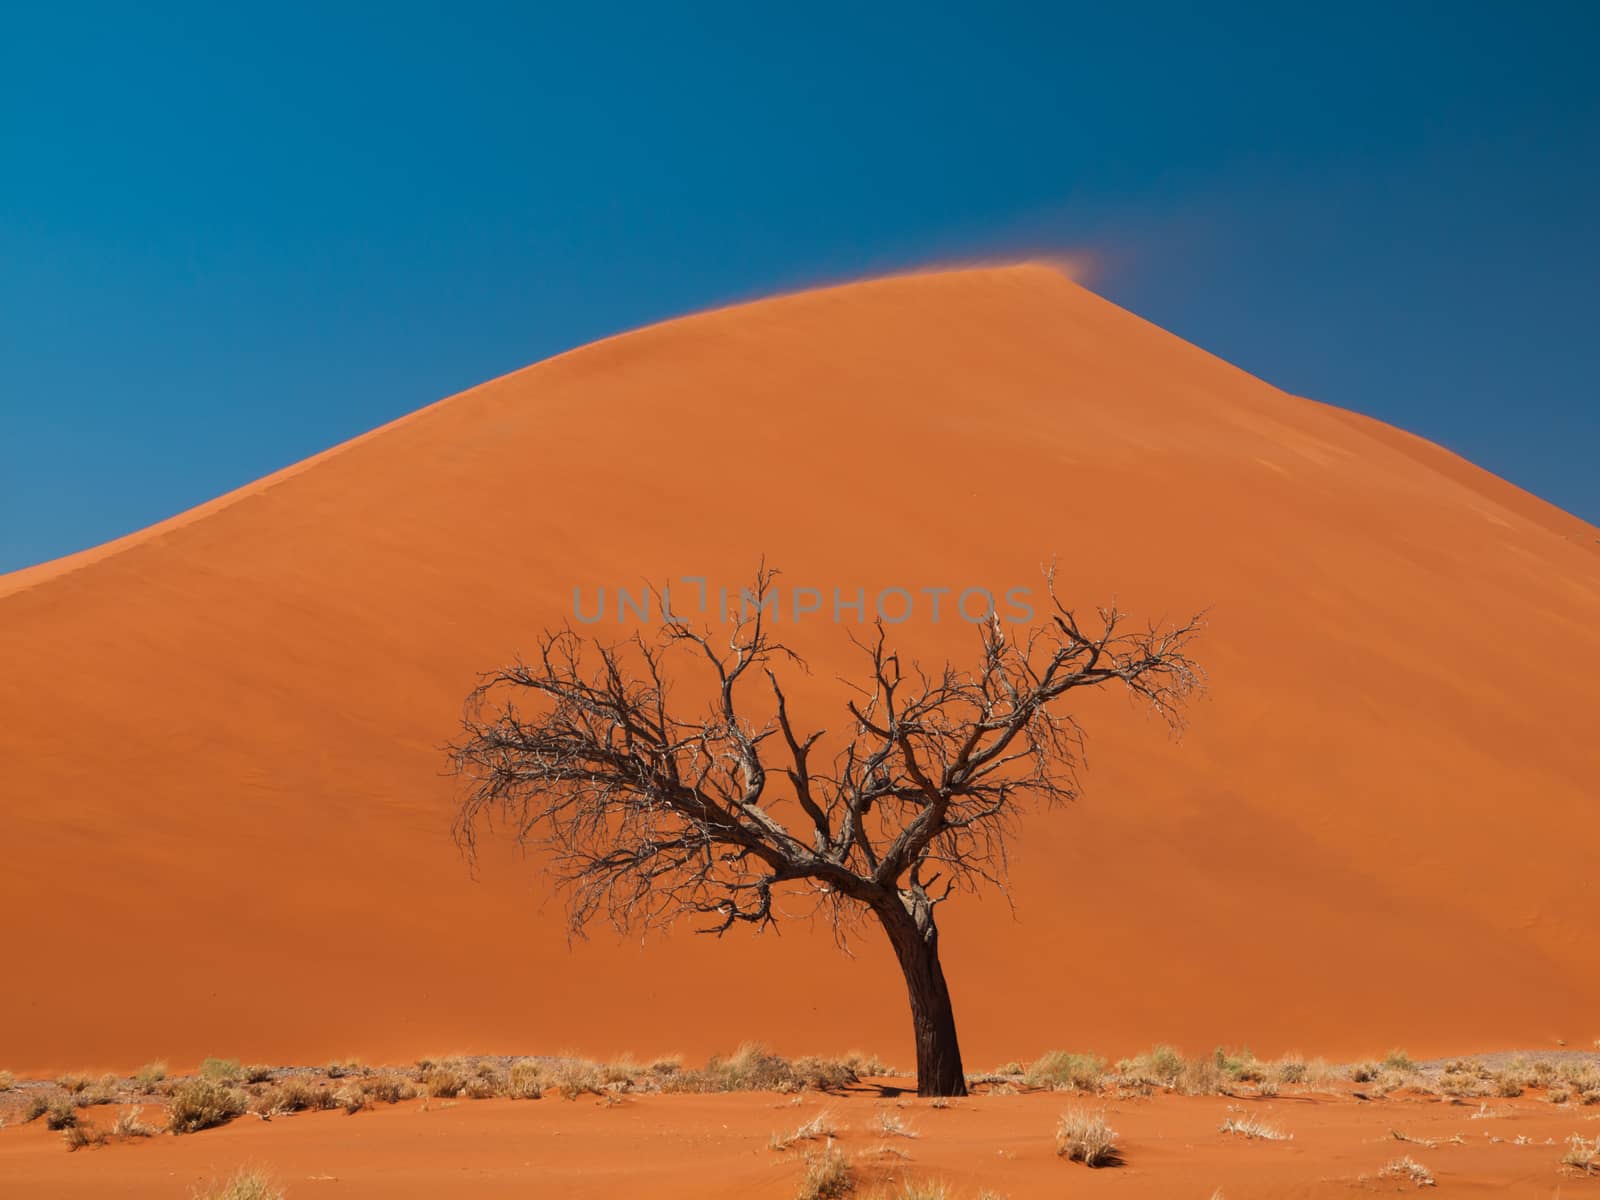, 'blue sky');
3,2,1596,572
